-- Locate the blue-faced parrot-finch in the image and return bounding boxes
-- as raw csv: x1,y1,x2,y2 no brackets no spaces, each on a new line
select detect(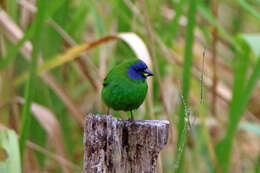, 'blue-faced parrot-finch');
101,58,153,121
